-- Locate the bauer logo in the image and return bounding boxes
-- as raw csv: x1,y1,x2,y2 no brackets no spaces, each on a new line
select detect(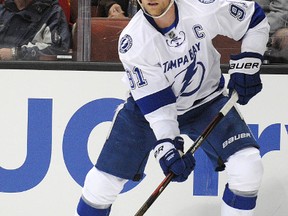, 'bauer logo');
154,145,164,158
222,132,252,148
229,62,260,70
